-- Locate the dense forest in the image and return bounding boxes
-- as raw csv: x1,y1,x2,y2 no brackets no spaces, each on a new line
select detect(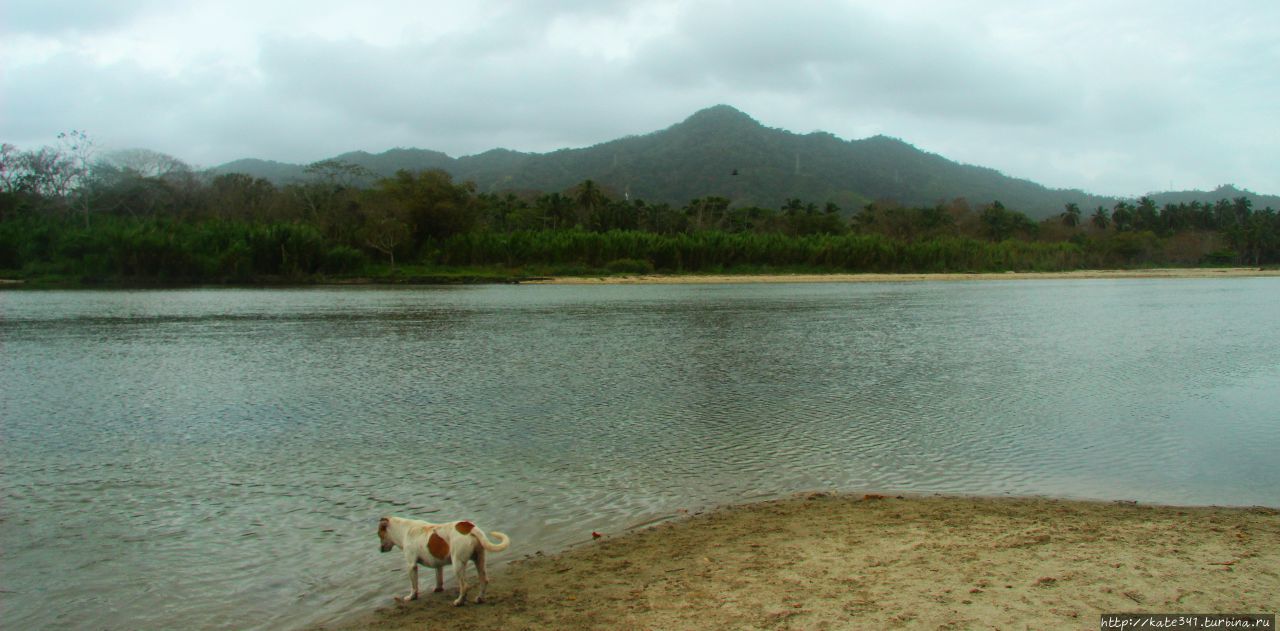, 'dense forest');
206,105,1115,218
210,106,1280,220
1,136,1277,285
